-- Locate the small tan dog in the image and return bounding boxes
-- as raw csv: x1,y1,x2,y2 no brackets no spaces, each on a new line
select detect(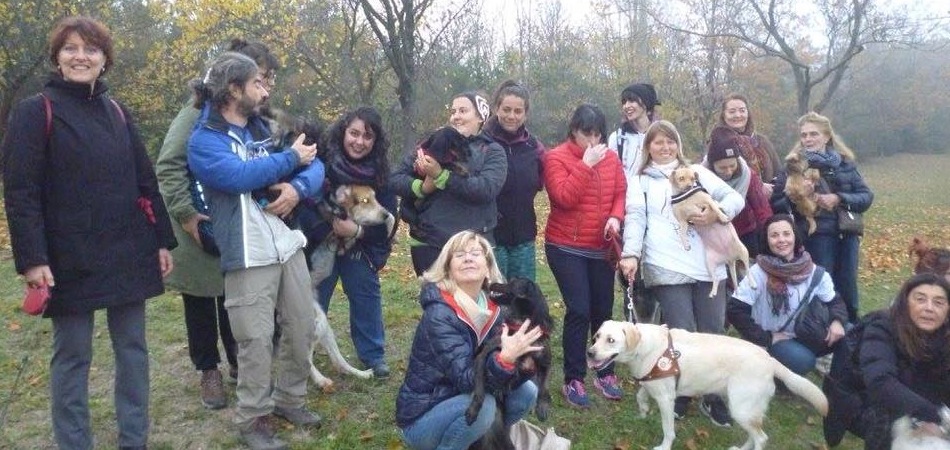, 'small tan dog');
669,167,753,297
587,321,828,450
783,152,821,235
